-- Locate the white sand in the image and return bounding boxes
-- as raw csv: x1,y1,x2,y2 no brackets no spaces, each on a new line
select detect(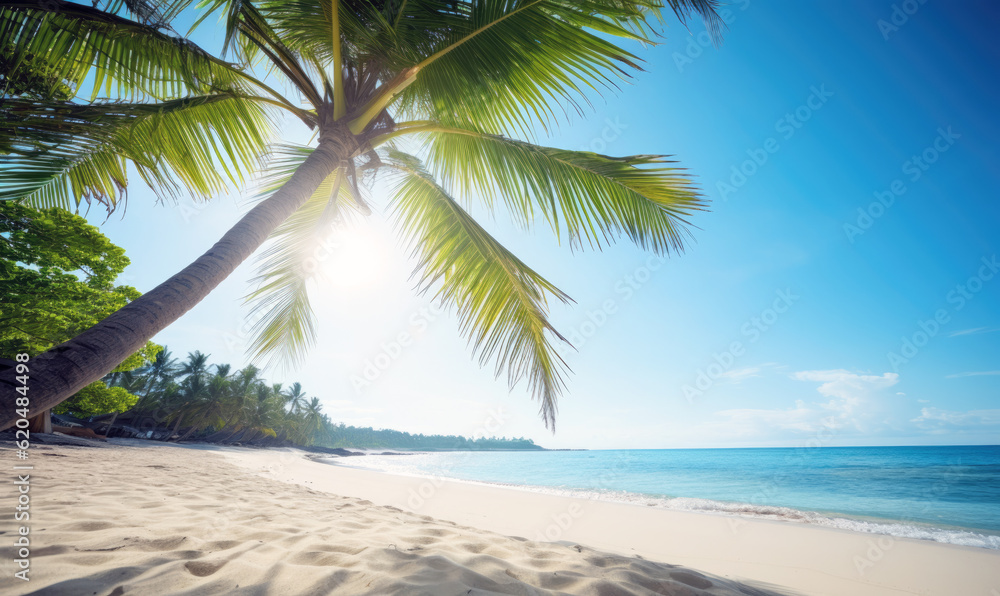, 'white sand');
5,441,999,595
